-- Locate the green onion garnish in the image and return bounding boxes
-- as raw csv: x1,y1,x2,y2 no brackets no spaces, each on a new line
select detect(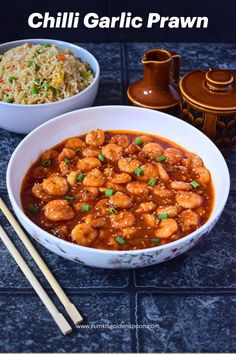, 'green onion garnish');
115,236,126,245
190,180,200,188
81,204,90,212
64,157,70,165
41,159,51,167
44,43,52,48
108,207,117,214
77,172,85,183
8,76,17,83
34,79,41,85
105,189,114,197
158,213,168,220
27,204,38,214
44,82,50,91
149,238,160,243
49,86,57,96
134,137,143,145
156,155,166,162
98,154,105,162
64,195,75,201
148,177,157,186
30,86,39,95
4,98,14,103
134,167,144,176
28,60,39,70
